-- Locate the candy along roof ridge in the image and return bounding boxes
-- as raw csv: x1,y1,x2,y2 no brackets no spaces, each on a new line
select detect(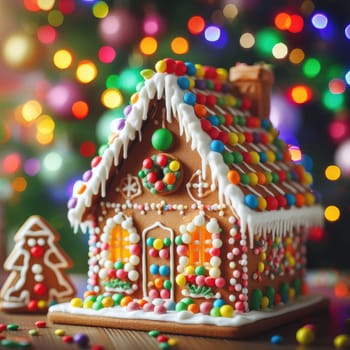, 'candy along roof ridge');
68,61,323,242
